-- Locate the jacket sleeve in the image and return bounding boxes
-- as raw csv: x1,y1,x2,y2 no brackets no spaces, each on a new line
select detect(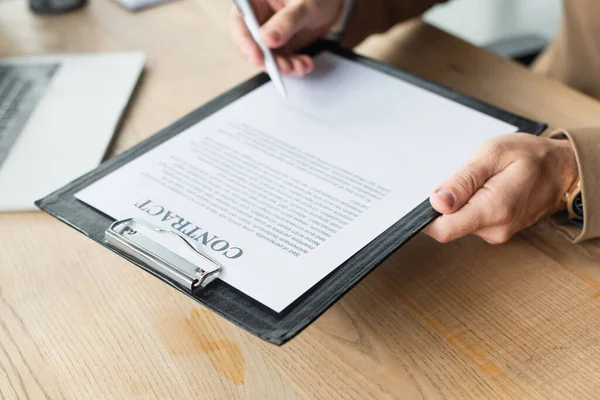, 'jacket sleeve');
533,0,600,242
532,0,600,99
341,0,447,48
550,128,600,242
